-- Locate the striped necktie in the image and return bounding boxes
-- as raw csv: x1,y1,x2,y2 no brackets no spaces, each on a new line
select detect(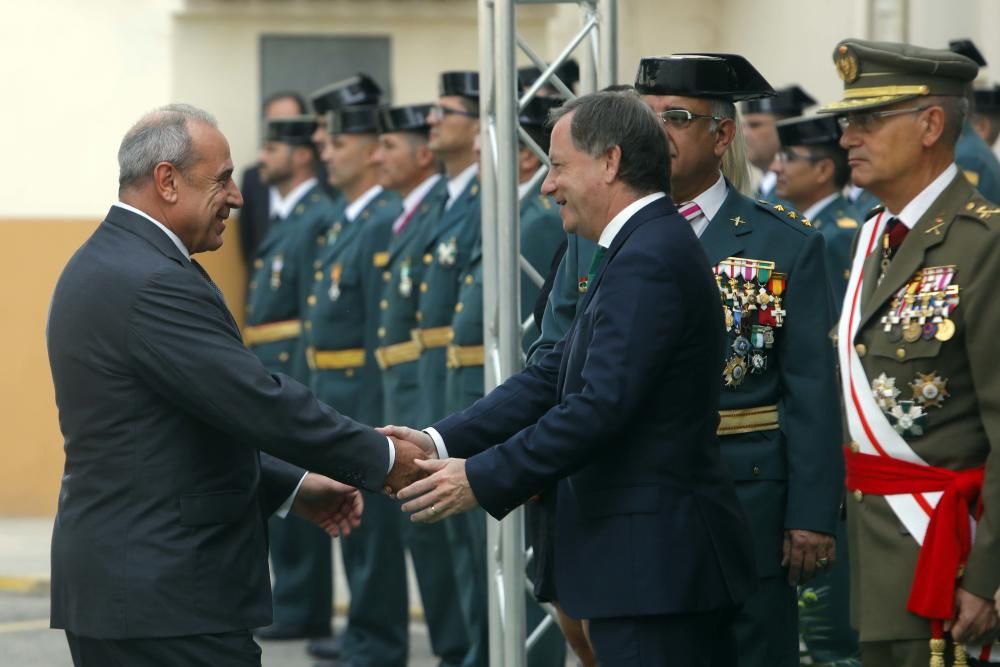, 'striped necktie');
678,201,703,223
585,245,607,286
191,259,226,304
